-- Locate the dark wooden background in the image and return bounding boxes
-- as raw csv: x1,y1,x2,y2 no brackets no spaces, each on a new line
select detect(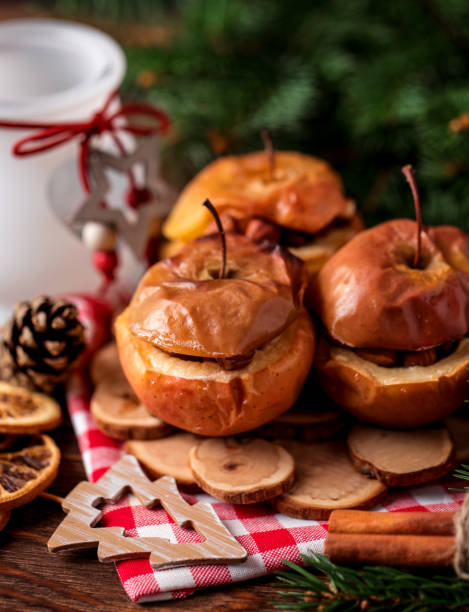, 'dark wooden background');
0,416,289,611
